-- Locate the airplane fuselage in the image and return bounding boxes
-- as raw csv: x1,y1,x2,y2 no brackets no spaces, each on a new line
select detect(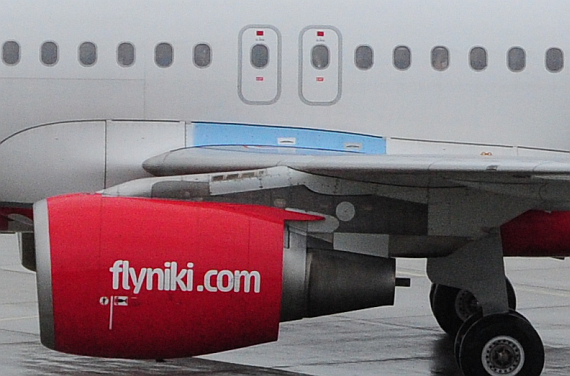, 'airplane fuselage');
2,0,570,205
